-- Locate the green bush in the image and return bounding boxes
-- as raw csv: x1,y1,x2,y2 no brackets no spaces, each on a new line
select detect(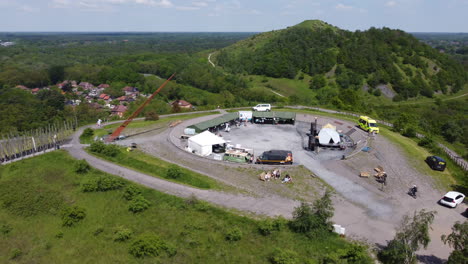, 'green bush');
269,248,298,264
102,144,120,157
10,248,22,260
55,231,64,238
418,136,435,148
74,159,91,174
89,141,106,153
225,227,242,241
129,234,176,258
61,206,86,227
259,217,288,236
1,223,12,235
82,128,94,137
93,227,104,236
166,165,183,179
123,185,142,201
114,226,133,242
128,195,151,213
80,175,125,192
